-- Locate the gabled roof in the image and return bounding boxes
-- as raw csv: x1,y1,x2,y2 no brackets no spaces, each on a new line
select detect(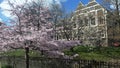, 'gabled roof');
87,1,98,7
76,2,85,10
76,0,104,11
